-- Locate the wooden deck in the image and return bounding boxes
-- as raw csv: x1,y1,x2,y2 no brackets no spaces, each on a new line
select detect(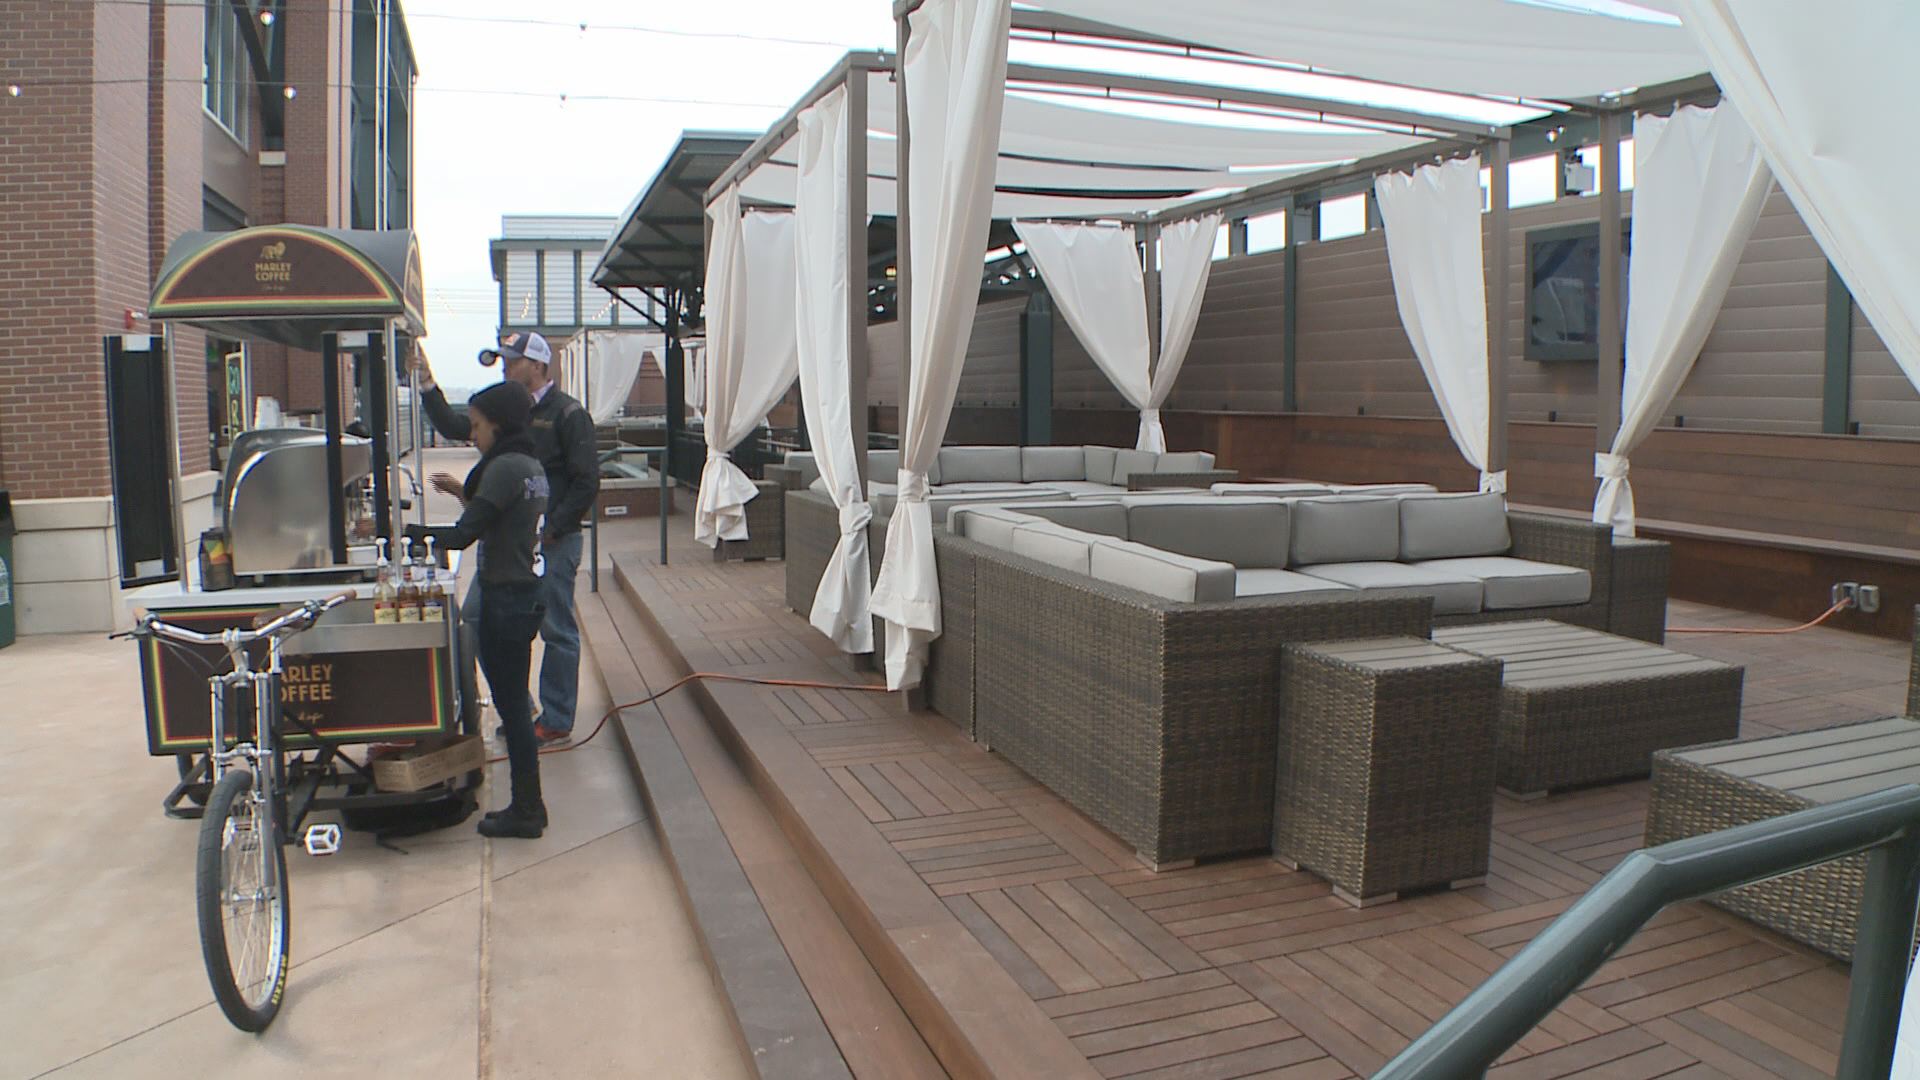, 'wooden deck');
590,517,1909,1079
